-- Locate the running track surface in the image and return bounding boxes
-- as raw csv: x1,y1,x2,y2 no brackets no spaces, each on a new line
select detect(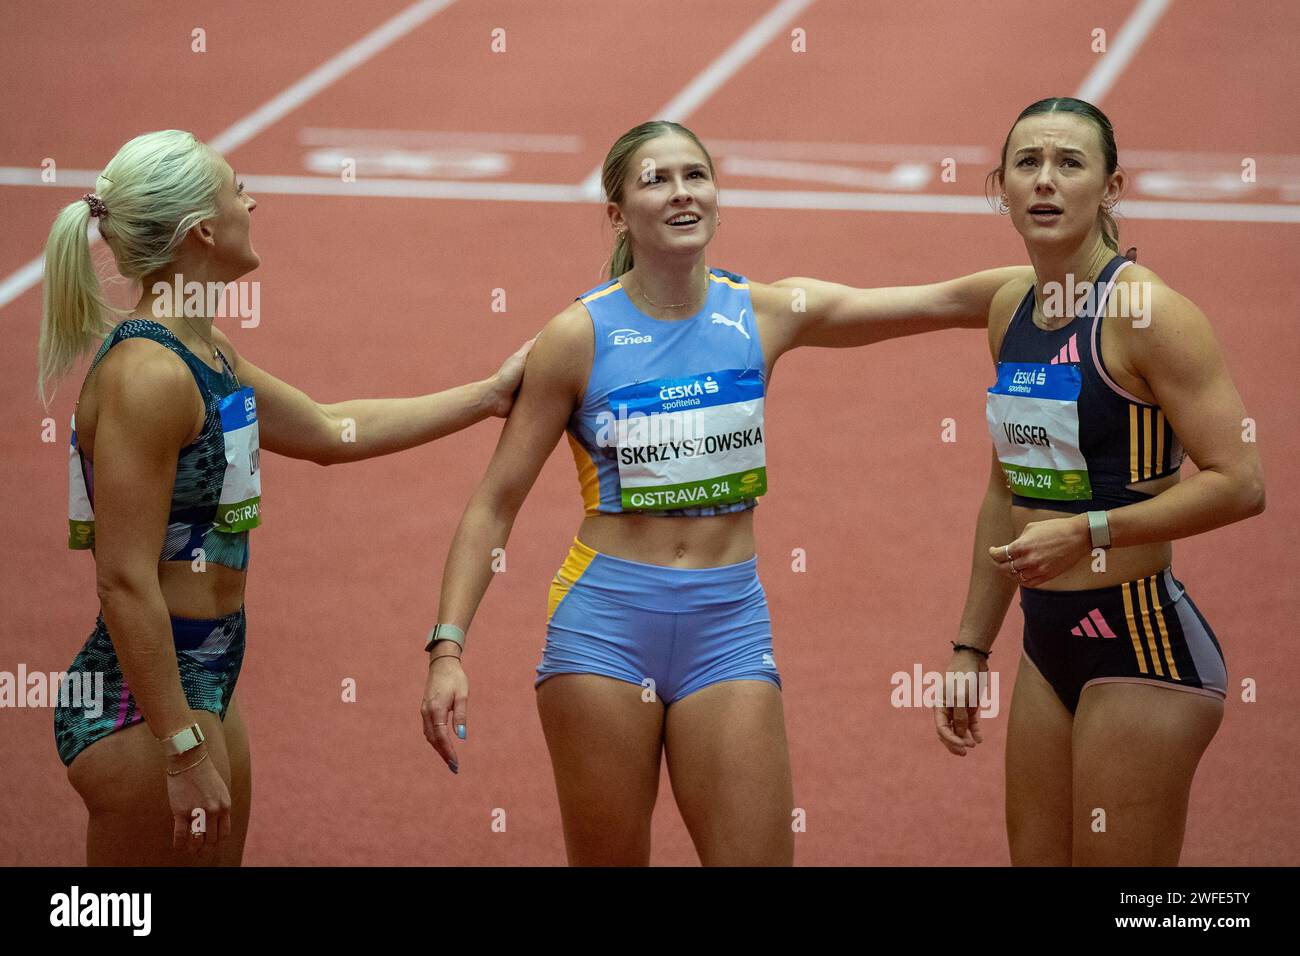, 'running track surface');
1,0,1297,865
